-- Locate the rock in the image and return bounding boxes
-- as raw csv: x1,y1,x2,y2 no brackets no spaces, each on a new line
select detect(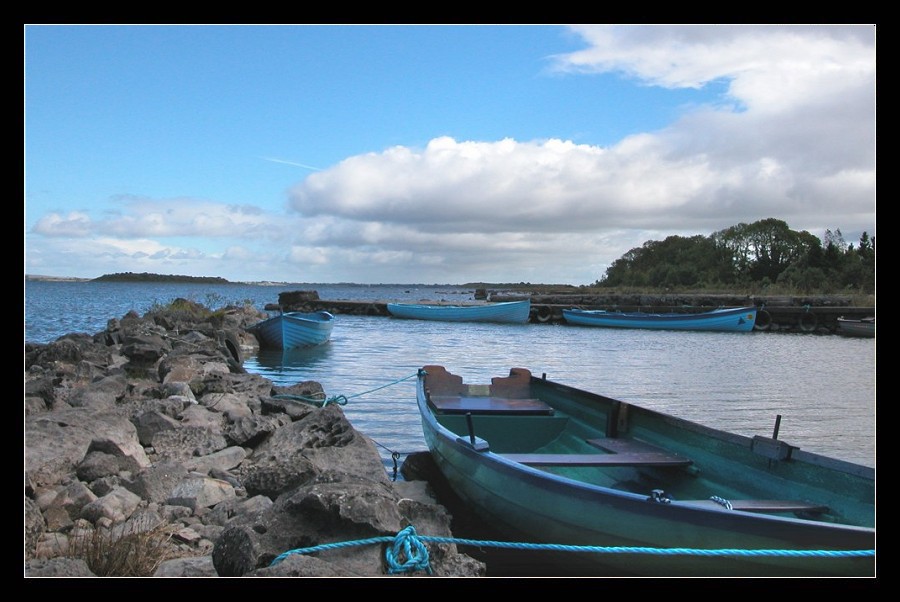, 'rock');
167,476,236,512
25,557,96,577
153,555,218,577
80,486,143,523
23,301,484,576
